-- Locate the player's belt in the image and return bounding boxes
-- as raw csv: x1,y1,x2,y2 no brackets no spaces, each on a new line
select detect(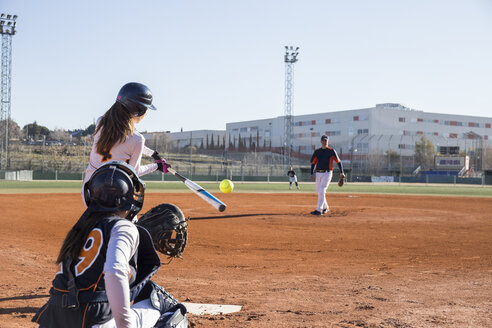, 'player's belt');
316,170,328,173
